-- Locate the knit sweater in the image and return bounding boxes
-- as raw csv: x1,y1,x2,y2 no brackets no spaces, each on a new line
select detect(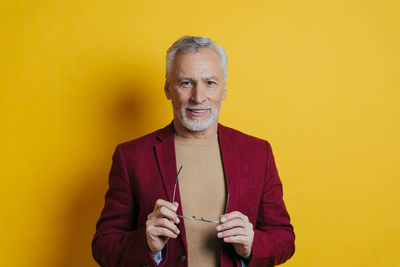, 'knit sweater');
174,134,226,267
